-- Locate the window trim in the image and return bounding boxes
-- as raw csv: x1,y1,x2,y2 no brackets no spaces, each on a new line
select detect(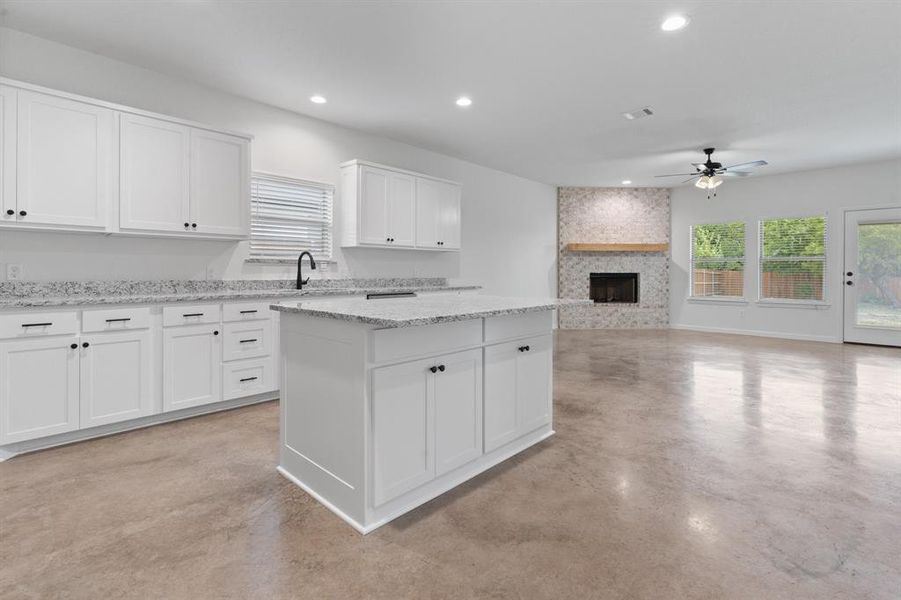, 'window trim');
757,215,827,304
247,171,335,264
688,221,747,301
